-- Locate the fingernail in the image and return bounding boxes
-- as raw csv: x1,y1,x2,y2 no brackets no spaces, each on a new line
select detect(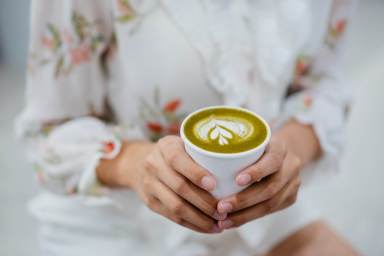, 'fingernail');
213,211,227,221
219,219,233,229
218,201,233,214
236,173,251,186
210,224,223,233
201,176,216,191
